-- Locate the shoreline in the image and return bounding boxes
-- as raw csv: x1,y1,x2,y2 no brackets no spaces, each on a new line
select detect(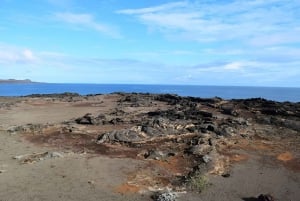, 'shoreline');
0,91,299,104
1,84,300,102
